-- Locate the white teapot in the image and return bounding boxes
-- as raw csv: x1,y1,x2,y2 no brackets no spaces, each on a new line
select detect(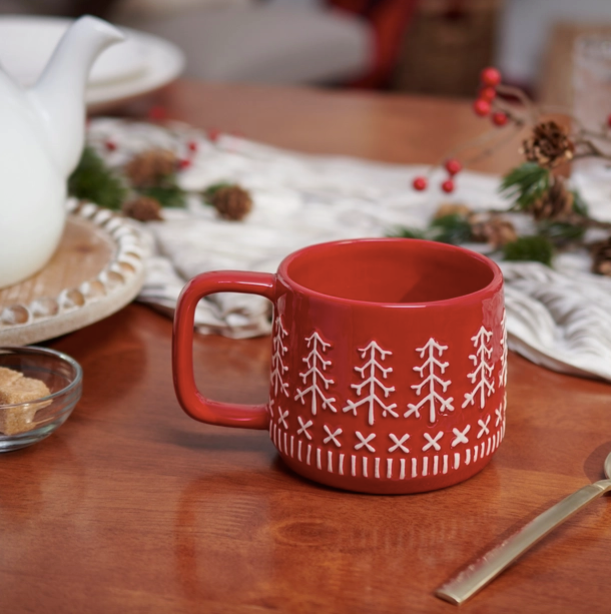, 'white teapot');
0,15,124,289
